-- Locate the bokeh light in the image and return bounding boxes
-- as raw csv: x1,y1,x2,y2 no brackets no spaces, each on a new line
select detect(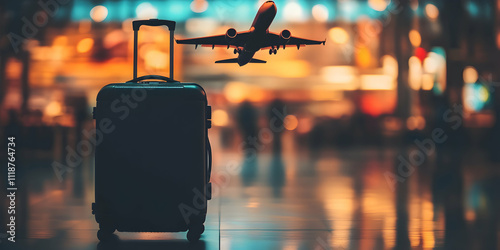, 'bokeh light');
190,0,208,13
409,30,421,47
328,27,349,44
312,4,329,22
368,0,390,11
136,2,158,19
212,109,229,127
283,2,305,22
90,5,108,22
223,82,248,104
76,38,94,53
425,4,439,20
284,115,299,131
463,66,478,83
